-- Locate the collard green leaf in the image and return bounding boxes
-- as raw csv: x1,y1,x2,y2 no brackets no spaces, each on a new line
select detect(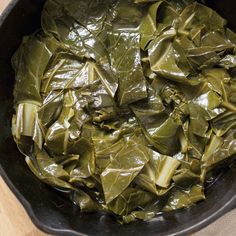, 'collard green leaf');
148,28,188,83
148,29,202,85
175,3,232,70
70,189,100,212
182,120,210,159
112,0,143,28
69,138,95,179
203,68,236,112
101,140,150,203
81,124,123,153
135,173,173,196
172,37,197,75
42,0,109,59
108,187,155,216
131,83,165,117
133,107,181,155
135,149,175,195
109,31,147,105
12,33,58,105
42,52,118,99
45,91,76,155
186,47,221,69
202,130,236,168
41,52,87,94
212,111,236,137
55,0,113,35
42,0,119,97
53,154,80,174
35,148,69,180
201,31,233,51
156,2,180,26
203,68,231,95
173,168,200,188
38,91,64,126
188,91,223,138
26,155,99,212
139,1,163,50
163,185,205,211
95,138,126,172
26,155,72,189
226,28,236,46
178,2,226,32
